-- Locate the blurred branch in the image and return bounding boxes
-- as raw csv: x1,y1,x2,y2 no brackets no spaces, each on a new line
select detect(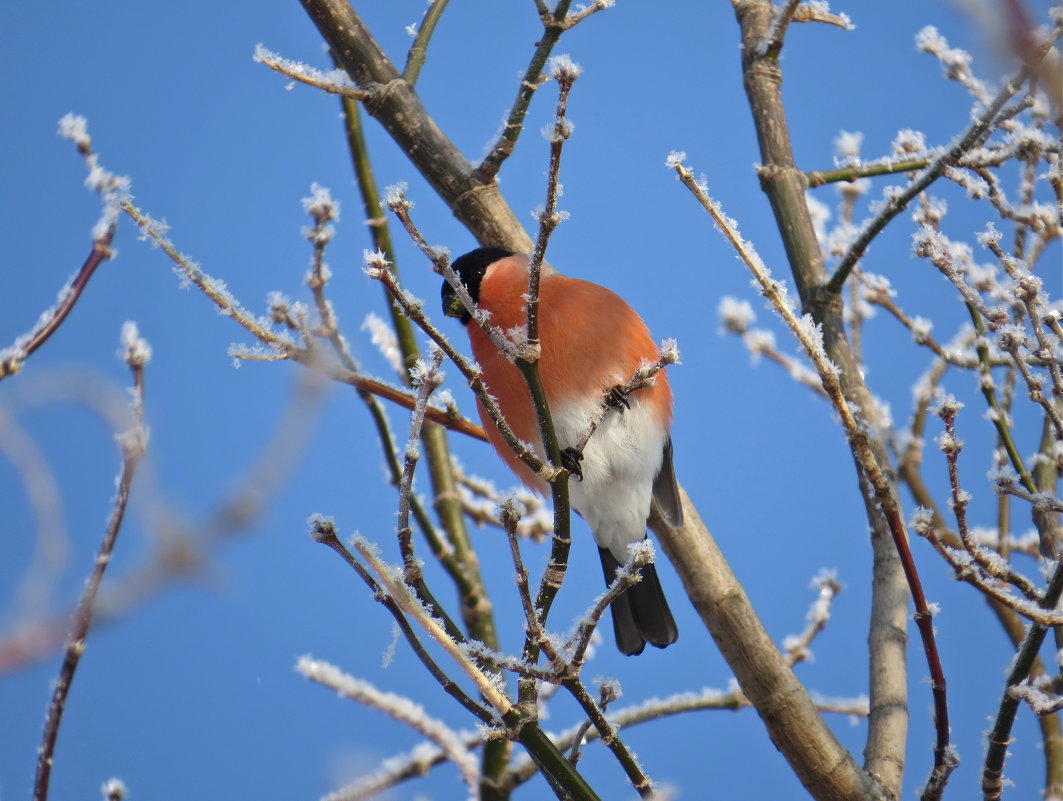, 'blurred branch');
0,371,326,673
